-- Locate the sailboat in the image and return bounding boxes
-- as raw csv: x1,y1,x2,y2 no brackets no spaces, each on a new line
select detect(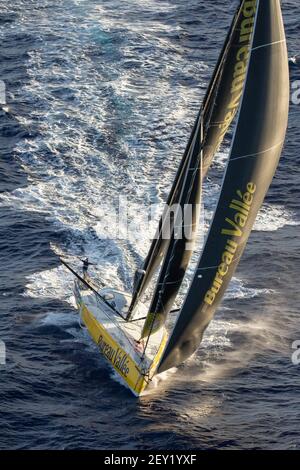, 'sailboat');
61,0,289,396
